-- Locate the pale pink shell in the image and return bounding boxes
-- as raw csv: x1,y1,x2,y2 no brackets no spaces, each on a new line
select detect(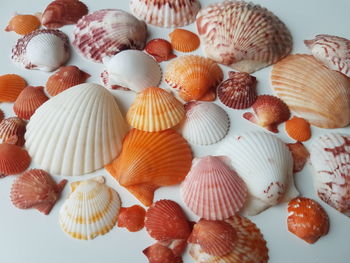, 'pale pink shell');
0,117,26,146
